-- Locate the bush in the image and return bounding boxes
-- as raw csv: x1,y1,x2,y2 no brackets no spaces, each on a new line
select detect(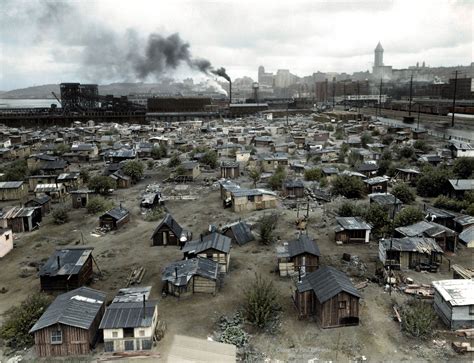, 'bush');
361,132,373,148
413,140,432,153
167,154,181,168
151,144,168,159
88,175,115,195
401,300,437,338
144,207,165,222
331,175,365,199
393,206,424,228
365,203,391,237
267,166,286,190
52,207,69,225
248,168,261,187
304,168,323,181
453,157,474,179
1,160,29,181
338,201,365,217
79,169,90,184
87,196,113,214
0,293,52,350
244,274,281,331
122,160,144,182
392,183,416,204
218,313,249,348
53,143,70,156
416,165,453,197
201,150,218,169
399,146,415,159
258,213,279,245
